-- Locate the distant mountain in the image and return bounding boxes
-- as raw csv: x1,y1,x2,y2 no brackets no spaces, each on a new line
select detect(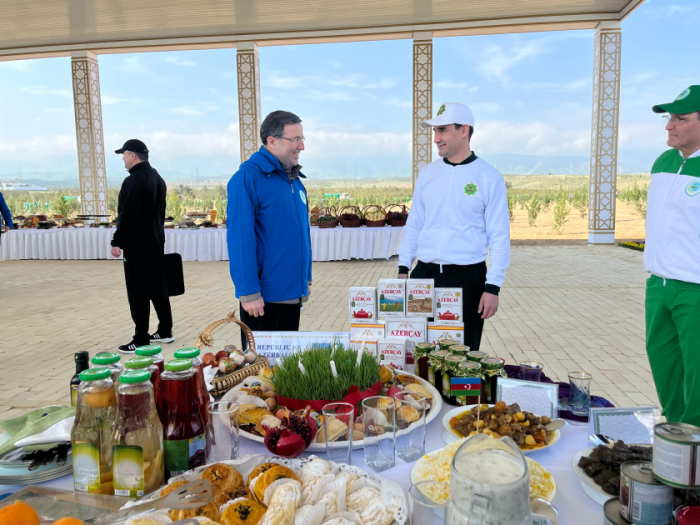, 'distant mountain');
479,153,649,175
